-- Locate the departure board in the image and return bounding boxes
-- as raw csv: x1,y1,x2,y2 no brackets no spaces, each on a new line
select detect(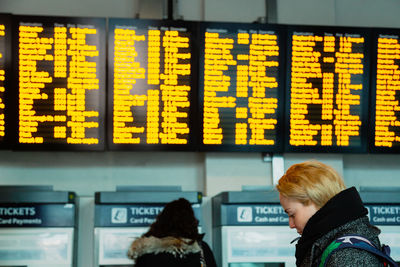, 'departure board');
14,15,106,150
199,22,285,152
285,26,370,153
370,29,400,153
108,19,198,150
0,14,11,149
